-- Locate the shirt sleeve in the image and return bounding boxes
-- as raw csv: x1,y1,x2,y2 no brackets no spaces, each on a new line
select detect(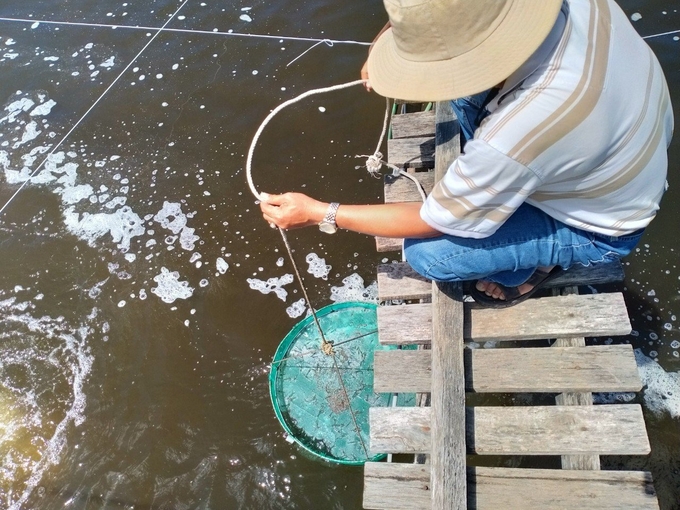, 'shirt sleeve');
420,139,543,238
